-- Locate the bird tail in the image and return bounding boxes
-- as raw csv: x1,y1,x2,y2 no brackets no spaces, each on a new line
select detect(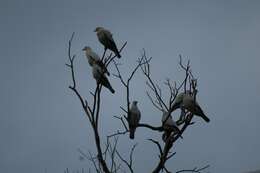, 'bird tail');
107,85,115,94
108,39,121,58
101,76,115,94
196,105,210,123
200,114,210,123
129,127,136,139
